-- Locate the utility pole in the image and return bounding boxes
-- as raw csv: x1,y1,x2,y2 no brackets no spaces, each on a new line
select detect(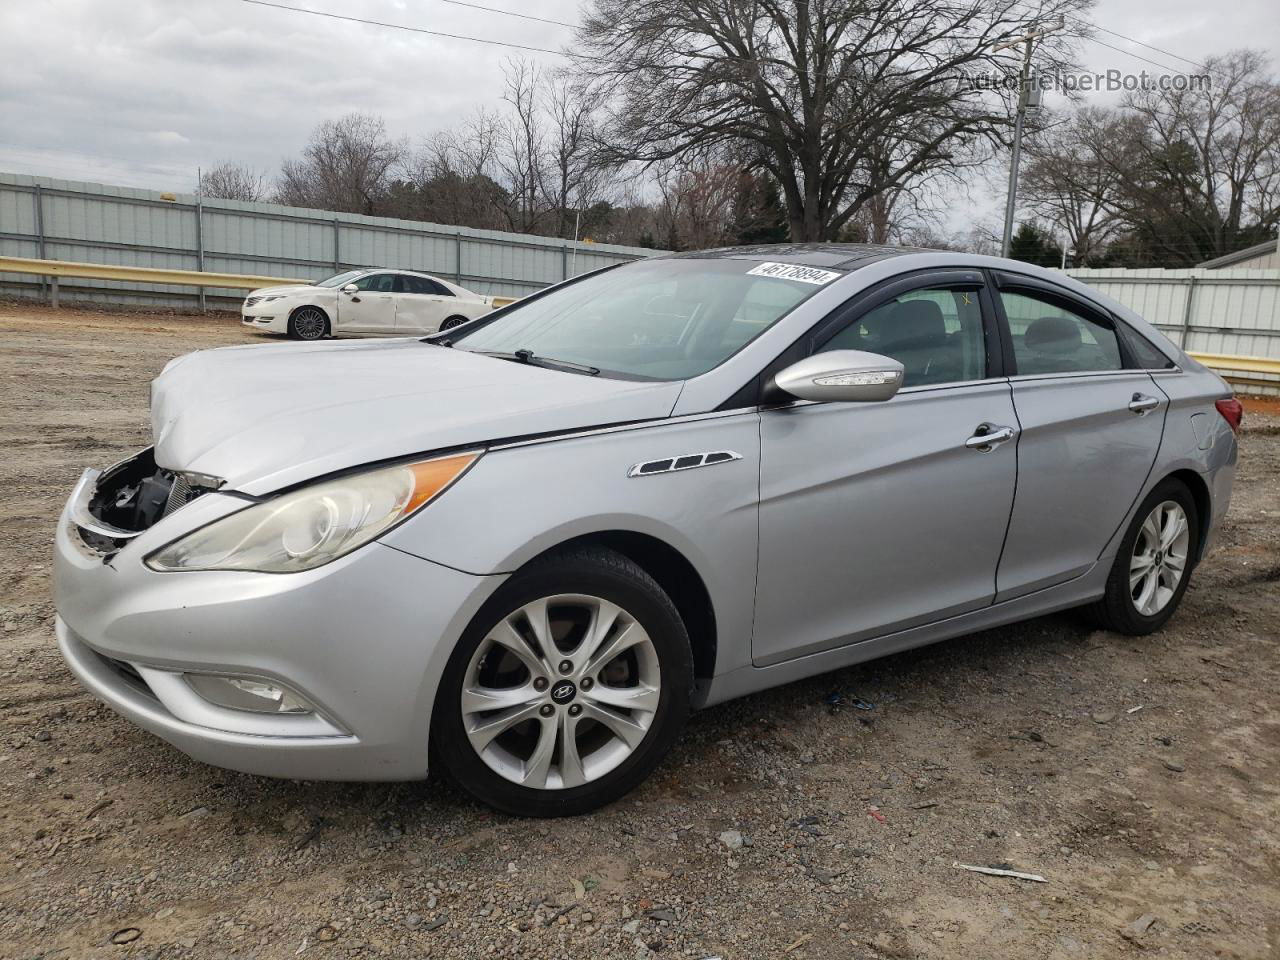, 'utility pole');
997,19,1062,257
570,209,581,278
